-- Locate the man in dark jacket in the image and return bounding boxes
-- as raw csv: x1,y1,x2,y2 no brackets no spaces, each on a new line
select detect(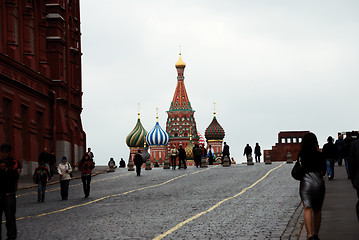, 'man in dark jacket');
222,142,230,165
193,144,202,168
0,143,21,240
349,133,359,221
133,150,144,176
322,136,337,180
243,144,252,161
178,145,186,169
254,143,261,163
33,163,51,202
38,147,52,167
